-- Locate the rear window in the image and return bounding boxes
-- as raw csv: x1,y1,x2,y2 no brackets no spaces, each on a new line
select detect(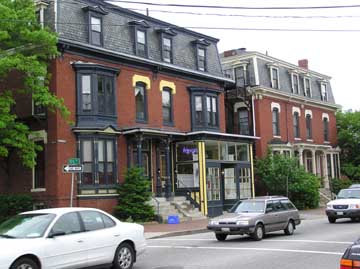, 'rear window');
280,199,296,210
